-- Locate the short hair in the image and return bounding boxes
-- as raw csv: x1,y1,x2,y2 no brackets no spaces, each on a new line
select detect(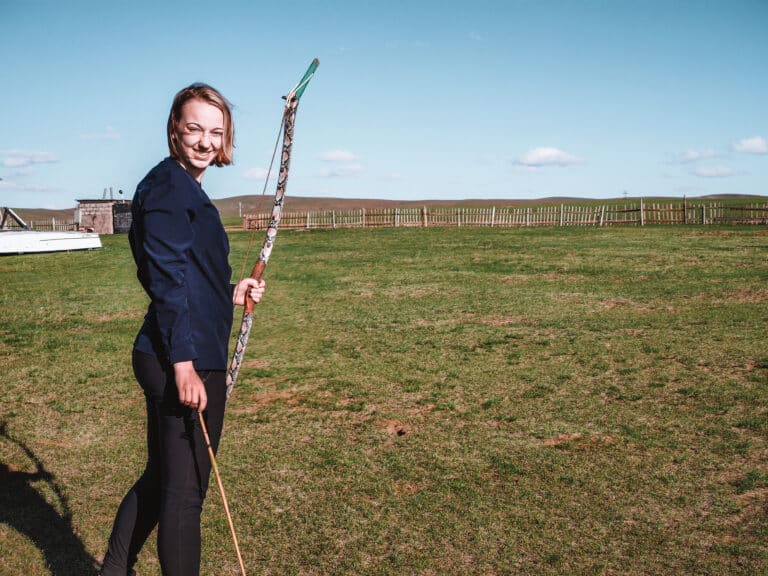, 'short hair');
167,83,235,167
